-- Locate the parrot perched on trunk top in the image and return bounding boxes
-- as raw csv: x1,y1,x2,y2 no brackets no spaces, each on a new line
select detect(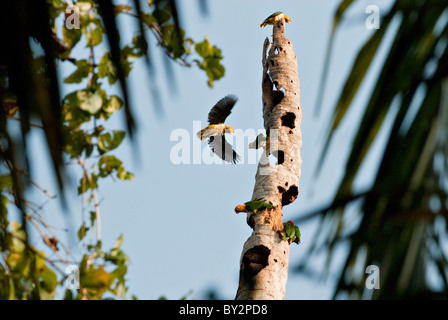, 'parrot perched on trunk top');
197,94,241,164
260,11,292,28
